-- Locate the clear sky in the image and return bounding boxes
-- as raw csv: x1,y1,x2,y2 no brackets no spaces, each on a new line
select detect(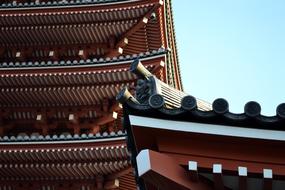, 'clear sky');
172,0,285,115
